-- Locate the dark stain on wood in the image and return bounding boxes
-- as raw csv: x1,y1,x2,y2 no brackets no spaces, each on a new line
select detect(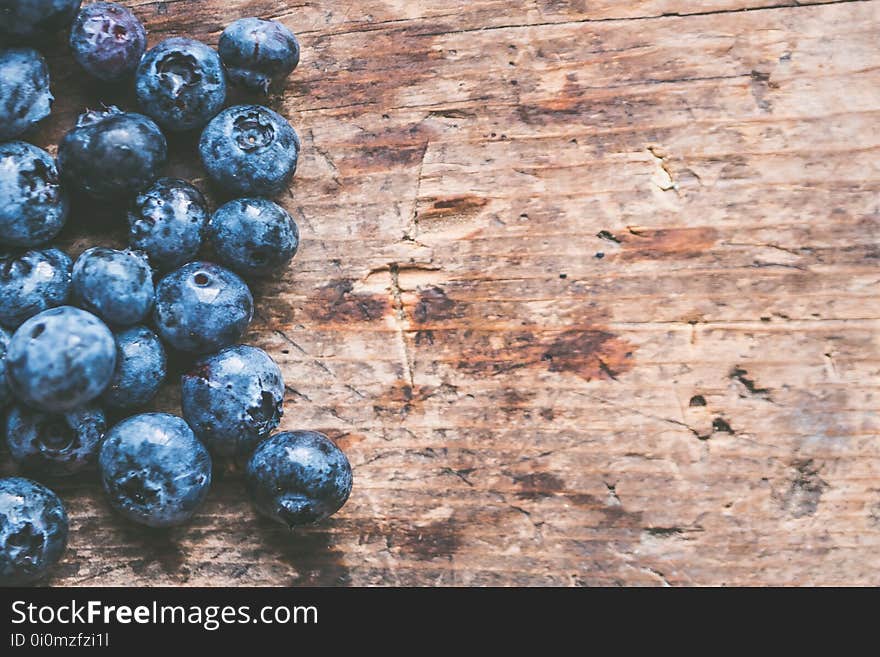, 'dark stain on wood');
413,287,457,323
452,327,635,382
567,493,600,508
566,493,643,529
749,70,778,113
396,521,461,561
346,127,430,172
373,381,416,418
306,279,389,323
516,94,660,131
418,195,489,221
542,329,636,381
357,142,428,170
511,471,565,500
374,381,463,417
324,431,367,451
501,387,537,409
777,459,827,519
126,532,188,578
597,504,644,530
619,226,719,260
730,367,772,400
264,524,352,585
